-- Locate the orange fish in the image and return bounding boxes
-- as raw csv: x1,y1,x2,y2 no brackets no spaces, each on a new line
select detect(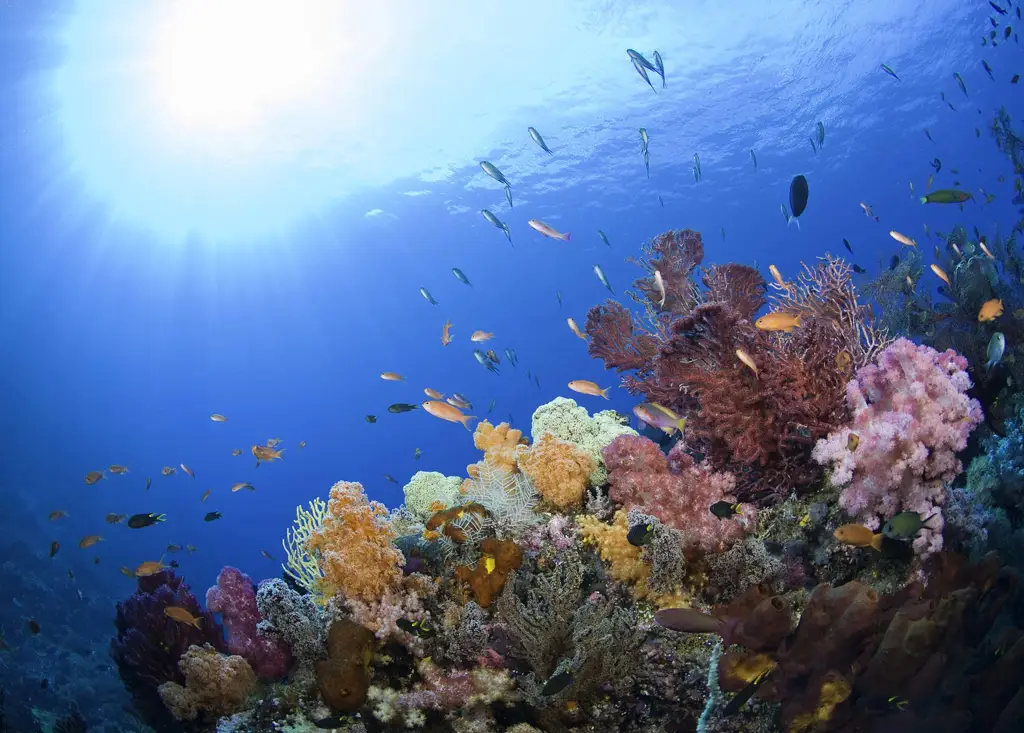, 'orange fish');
380,372,404,381
231,482,254,493
768,264,787,289
252,445,284,465
755,312,801,332
847,433,860,451
164,606,203,629
979,241,996,260
210,413,228,422
119,566,135,577
84,471,104,485
978,299,1004,322
422,400,476,430
135,558,168,577
890,230,916,248
48,511,67,521
108,465,129,475
834,523,884,551
424,388,444,400
470,330,494,342
79,535,103,549
161,466,176,476
930,264,951,287
567,317,587,341
527,219,570,241
835,351,851,372
735,348,758,377
568,380,610,399
441,320,453,347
